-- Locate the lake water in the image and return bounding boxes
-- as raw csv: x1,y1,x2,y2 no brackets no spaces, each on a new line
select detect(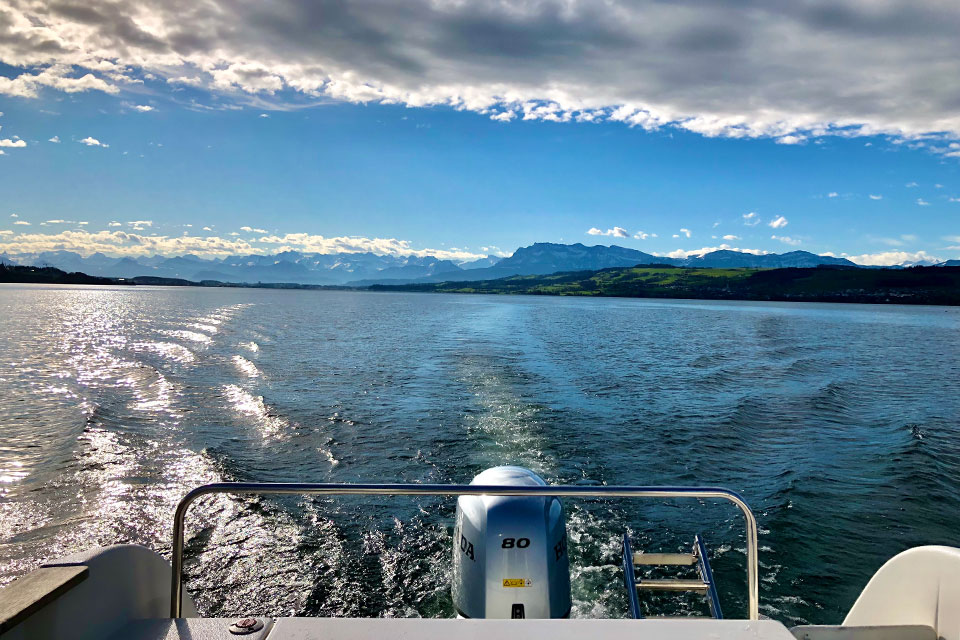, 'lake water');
1,284,958,624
